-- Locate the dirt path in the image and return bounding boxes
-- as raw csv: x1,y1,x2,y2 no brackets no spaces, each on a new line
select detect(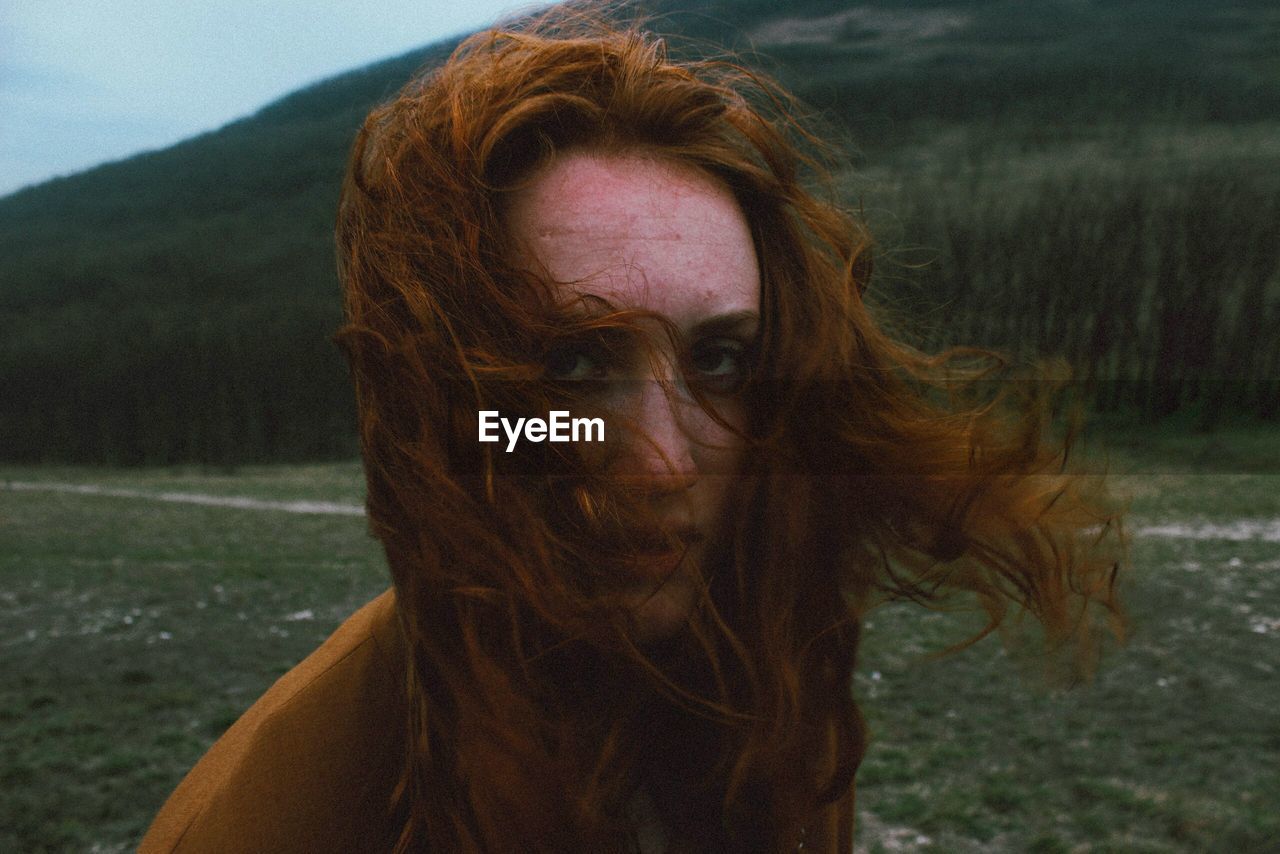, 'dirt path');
1132,518,1280,542
6,480,1280,540
1,480,364,516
